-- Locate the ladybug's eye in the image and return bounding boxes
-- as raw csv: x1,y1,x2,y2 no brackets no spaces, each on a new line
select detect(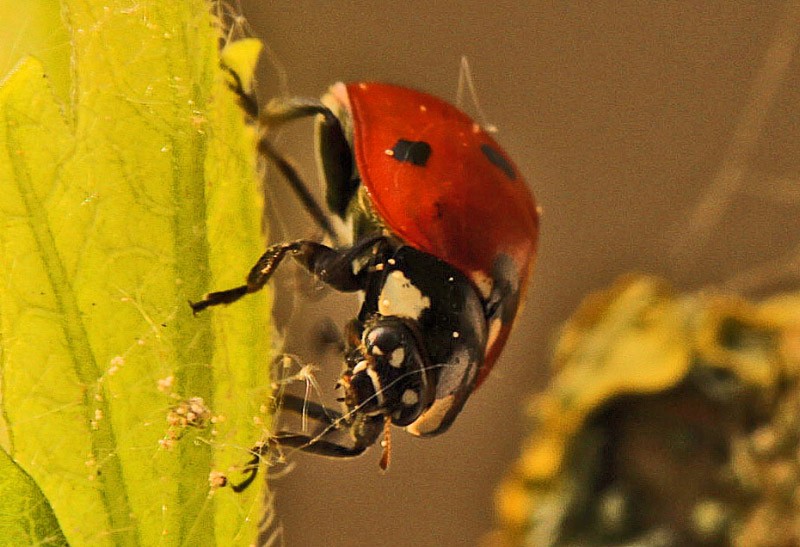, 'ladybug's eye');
480,143,516,180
